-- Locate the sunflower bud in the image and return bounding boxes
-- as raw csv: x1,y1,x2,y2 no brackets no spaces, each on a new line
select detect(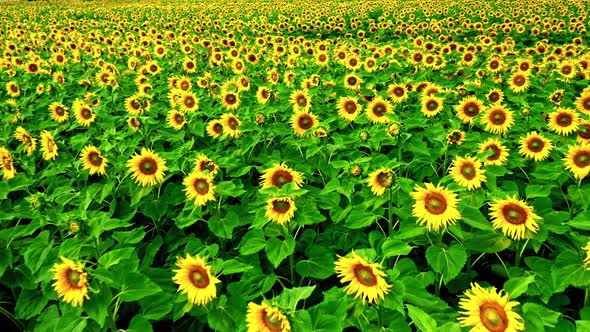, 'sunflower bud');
255,113,265,125
359,131,369,141
315,127,328,138
386,123,400,137
69,221,80,233
350,165,361,177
